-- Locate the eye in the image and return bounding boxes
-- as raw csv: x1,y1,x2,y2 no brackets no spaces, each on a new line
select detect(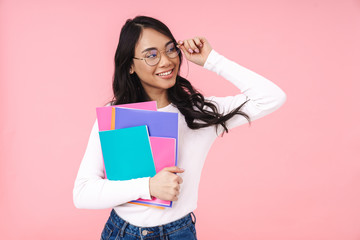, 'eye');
146,50,158,59
166,43,177,53
167,47,176,53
